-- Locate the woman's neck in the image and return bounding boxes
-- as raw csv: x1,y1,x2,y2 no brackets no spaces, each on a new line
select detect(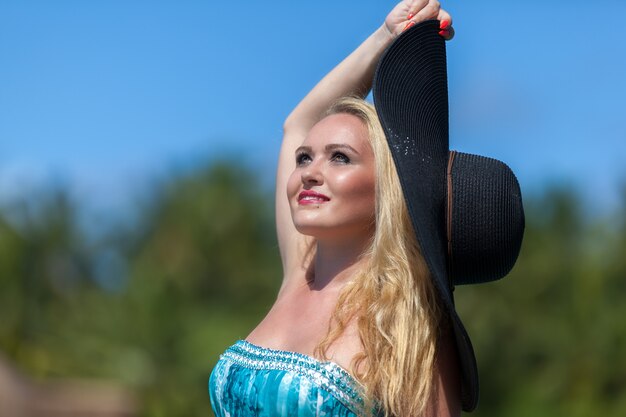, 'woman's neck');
309,237,371,291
